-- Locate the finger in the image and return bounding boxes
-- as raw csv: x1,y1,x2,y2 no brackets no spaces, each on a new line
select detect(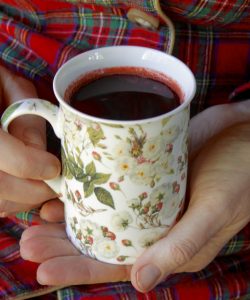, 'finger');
131,202,226,293
37,256,131,286
0,200,39,217
40,199,64,222
0,65,47,149
189,101,250,160
0,65,38,105
0,171,56,204
175,216,250,273
20,236,80,263
20,223,78,262
21,223,67,242
0,129,60,180
9,115,47,150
